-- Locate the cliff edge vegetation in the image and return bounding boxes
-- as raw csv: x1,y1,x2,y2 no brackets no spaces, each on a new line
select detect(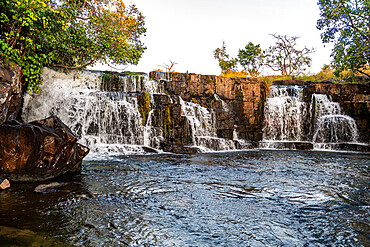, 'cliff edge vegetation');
0,0,146,94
